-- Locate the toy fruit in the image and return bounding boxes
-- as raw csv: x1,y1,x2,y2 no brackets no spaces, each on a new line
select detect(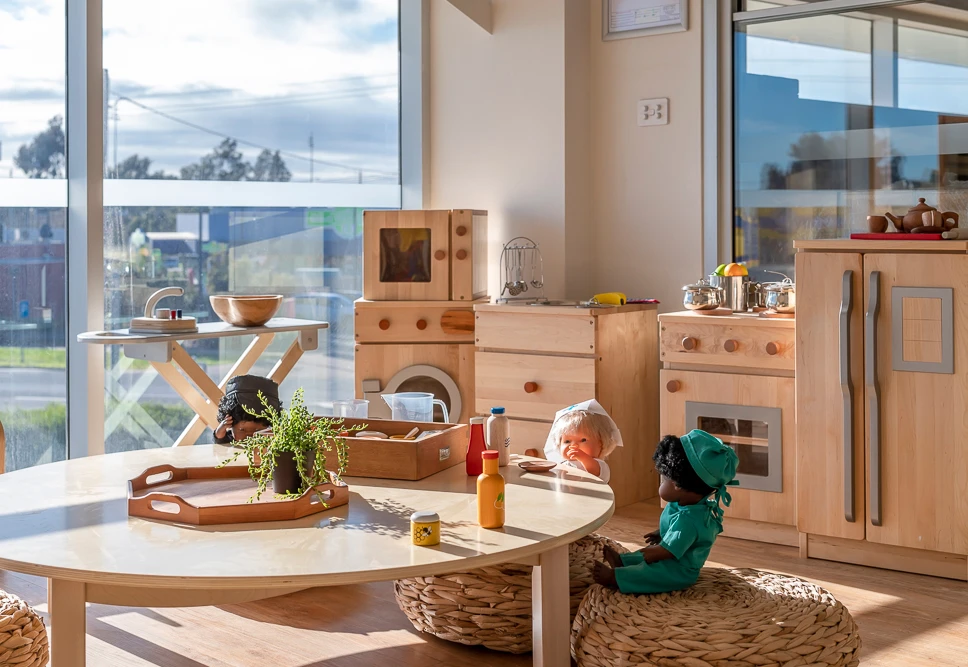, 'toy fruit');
714,263,728,276
723,263,748,277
